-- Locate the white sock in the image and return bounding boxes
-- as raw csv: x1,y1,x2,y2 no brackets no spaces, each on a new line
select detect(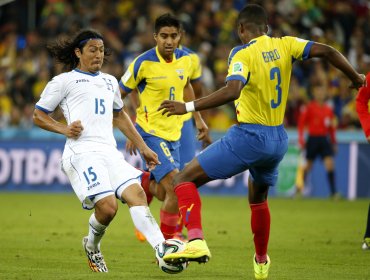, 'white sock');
129,206,165,249
87,213,107,251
